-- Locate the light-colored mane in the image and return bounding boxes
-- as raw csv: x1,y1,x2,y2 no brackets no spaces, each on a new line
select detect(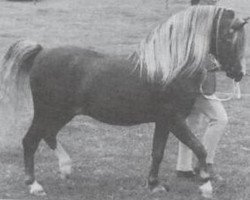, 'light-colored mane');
137,6,223,84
